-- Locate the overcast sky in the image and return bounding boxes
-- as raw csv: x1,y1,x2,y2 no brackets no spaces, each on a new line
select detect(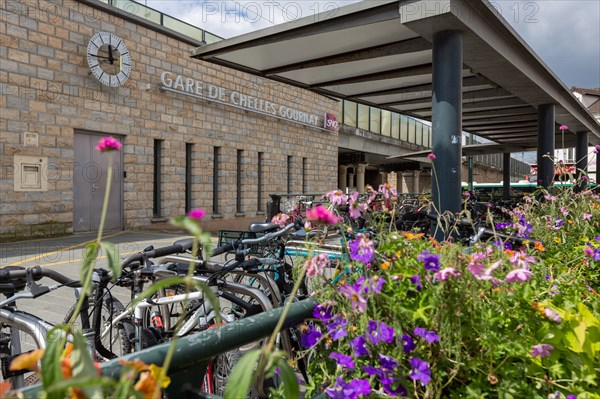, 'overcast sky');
145,0,600,89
